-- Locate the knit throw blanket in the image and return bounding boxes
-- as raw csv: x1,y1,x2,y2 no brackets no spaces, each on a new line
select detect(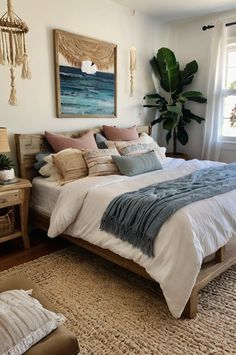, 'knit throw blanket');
100,162,236,257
